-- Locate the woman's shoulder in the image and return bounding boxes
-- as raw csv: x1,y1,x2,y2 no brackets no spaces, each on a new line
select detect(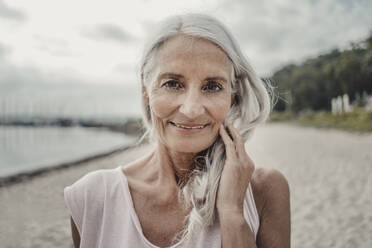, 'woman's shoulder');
64,168,123,218
252,167,289,192
65,168,120,199
72,168,117,186
250,167,290,217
